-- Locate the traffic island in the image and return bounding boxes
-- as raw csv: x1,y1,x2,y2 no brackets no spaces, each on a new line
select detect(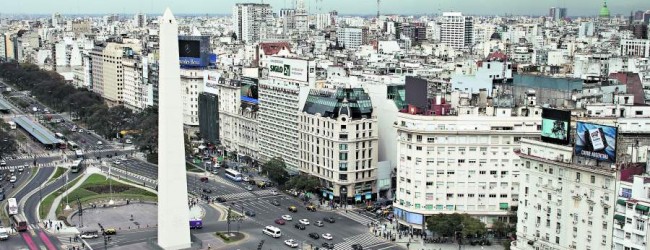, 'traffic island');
214,231,246,243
